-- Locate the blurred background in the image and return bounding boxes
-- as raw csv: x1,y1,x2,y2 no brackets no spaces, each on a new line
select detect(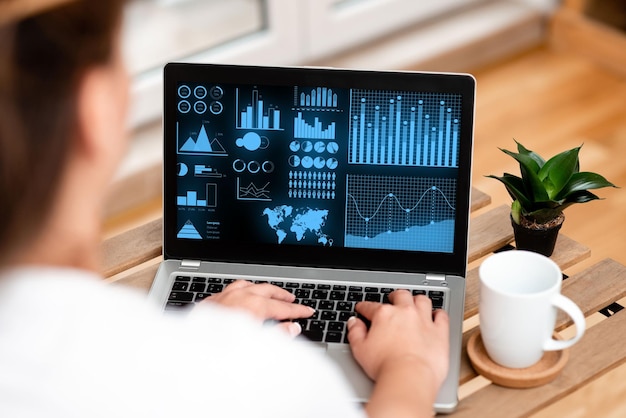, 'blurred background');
108,0,626,267
107,0,626,414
